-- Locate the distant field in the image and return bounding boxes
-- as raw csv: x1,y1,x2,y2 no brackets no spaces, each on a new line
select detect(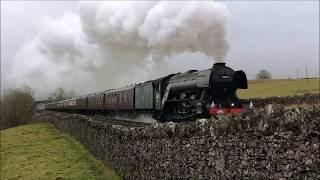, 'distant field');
0,123,121,180
237,78,320,99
